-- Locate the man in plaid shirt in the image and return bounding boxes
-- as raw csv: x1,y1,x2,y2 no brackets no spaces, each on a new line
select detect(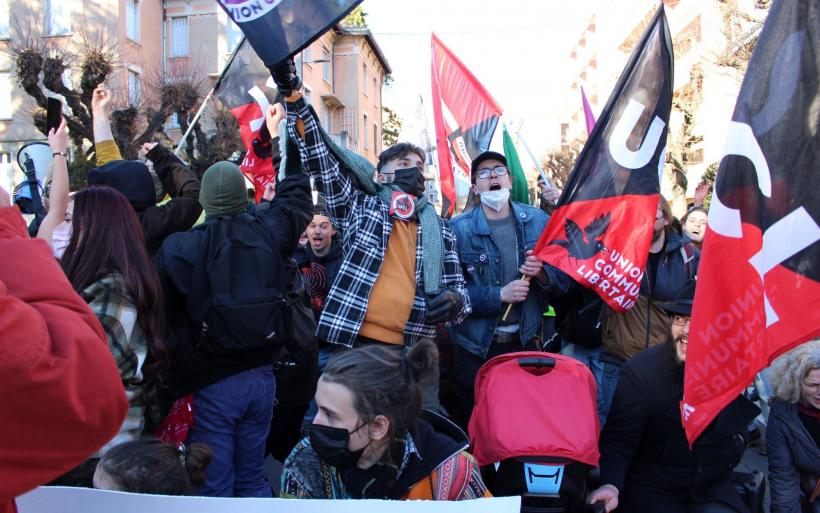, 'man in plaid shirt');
272,61,470,352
